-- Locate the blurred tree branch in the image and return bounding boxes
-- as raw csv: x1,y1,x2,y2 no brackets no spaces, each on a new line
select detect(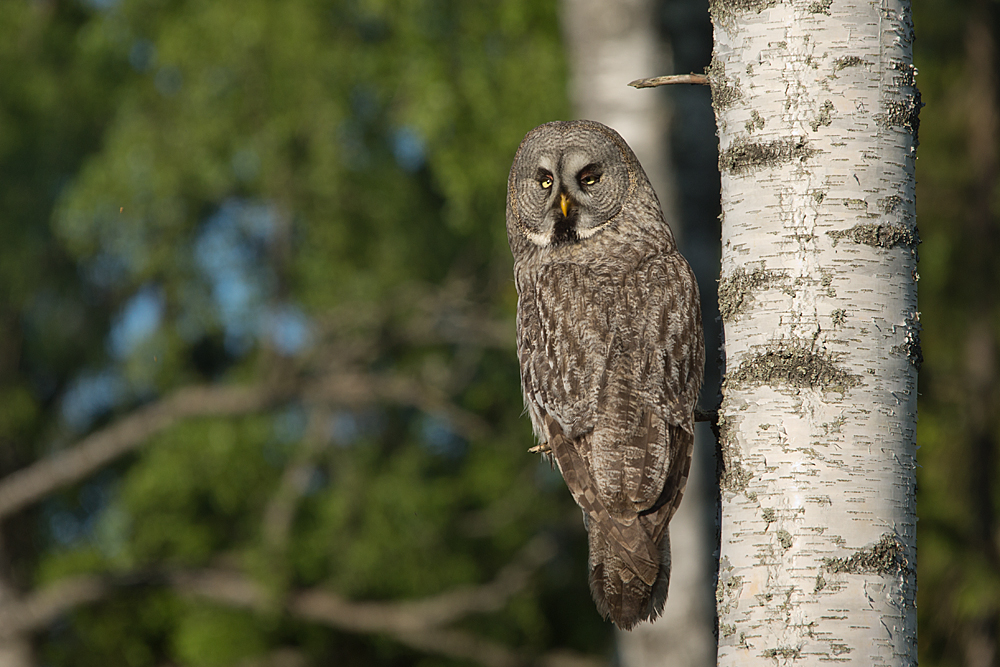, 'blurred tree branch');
261,408,330,557
0,384,293,521
0,283,508,522
0,534,600,667
0,369,489,522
